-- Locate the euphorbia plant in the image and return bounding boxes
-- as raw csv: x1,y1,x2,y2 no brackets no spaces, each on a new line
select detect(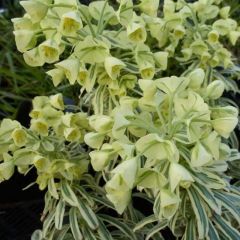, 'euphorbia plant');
1,0,240,239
